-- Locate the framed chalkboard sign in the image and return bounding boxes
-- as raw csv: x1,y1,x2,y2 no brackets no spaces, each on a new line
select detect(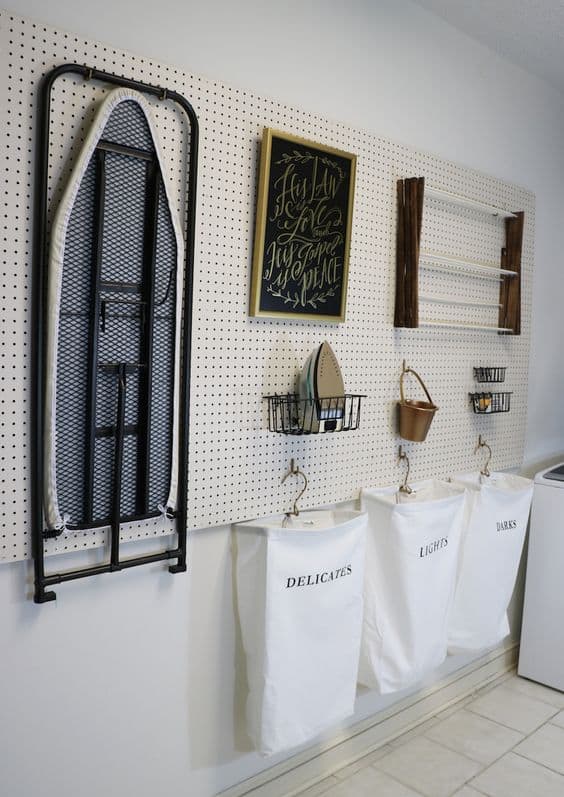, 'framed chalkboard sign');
250,129,356,322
